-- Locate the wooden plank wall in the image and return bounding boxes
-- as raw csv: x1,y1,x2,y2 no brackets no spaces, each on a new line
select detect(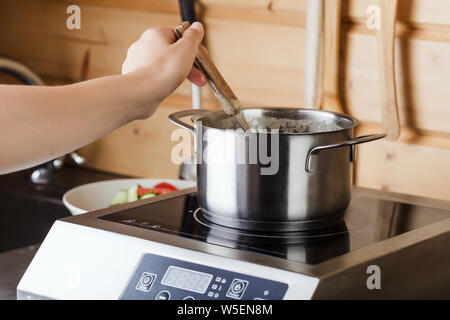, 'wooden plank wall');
0,0,449,201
